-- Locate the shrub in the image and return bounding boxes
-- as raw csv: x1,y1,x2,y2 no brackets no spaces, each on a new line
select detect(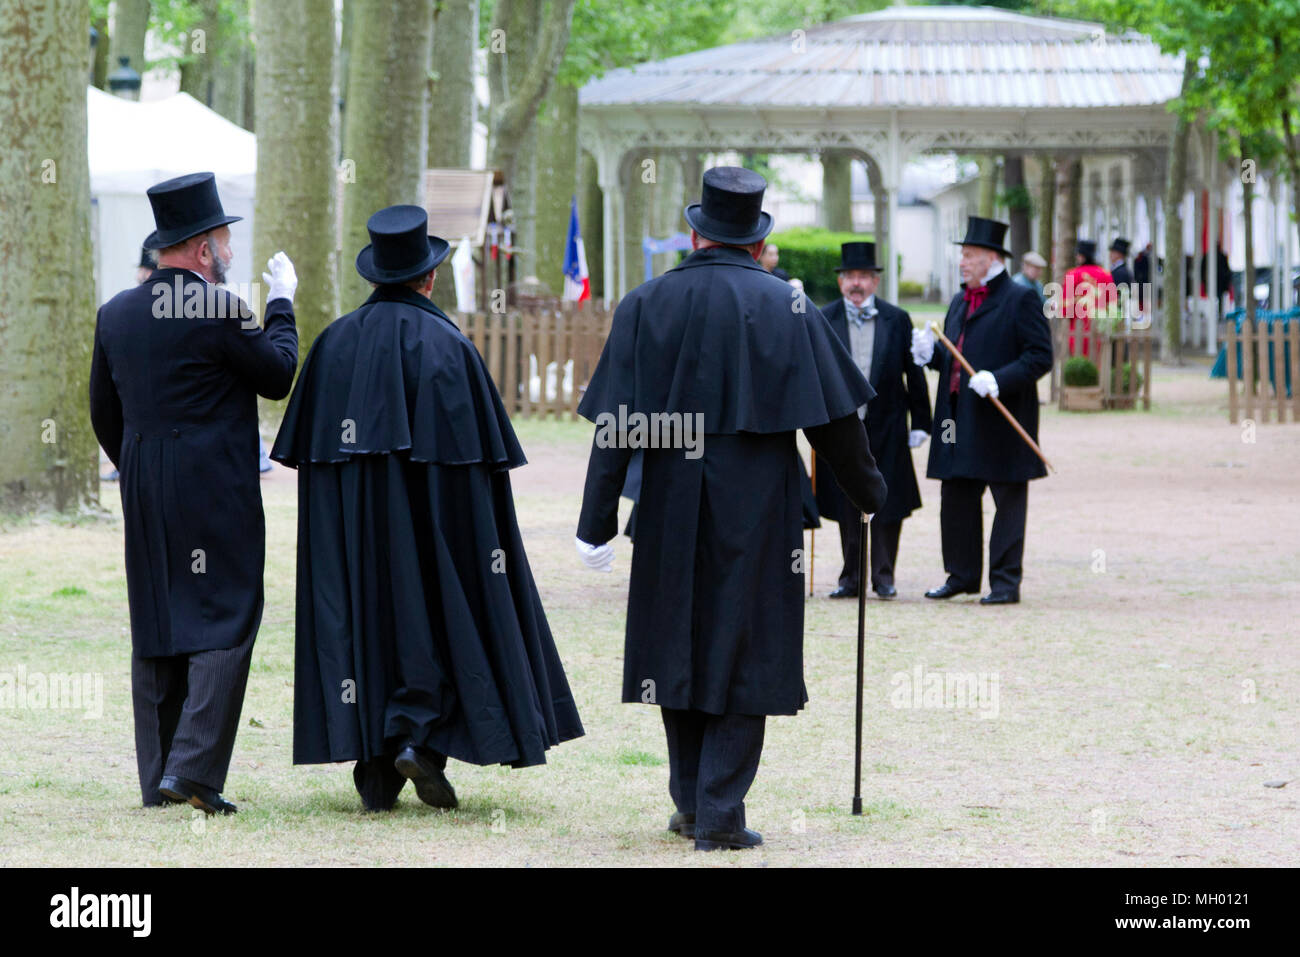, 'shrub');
1114,361,1143,394
1063,356,1099,387
767,227,875,304
898,280,924,299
